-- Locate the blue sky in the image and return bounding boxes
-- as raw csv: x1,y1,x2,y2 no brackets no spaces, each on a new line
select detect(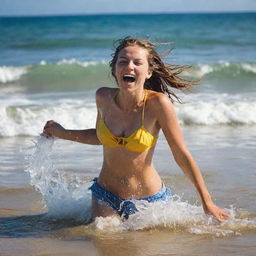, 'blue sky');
1,0,256,16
